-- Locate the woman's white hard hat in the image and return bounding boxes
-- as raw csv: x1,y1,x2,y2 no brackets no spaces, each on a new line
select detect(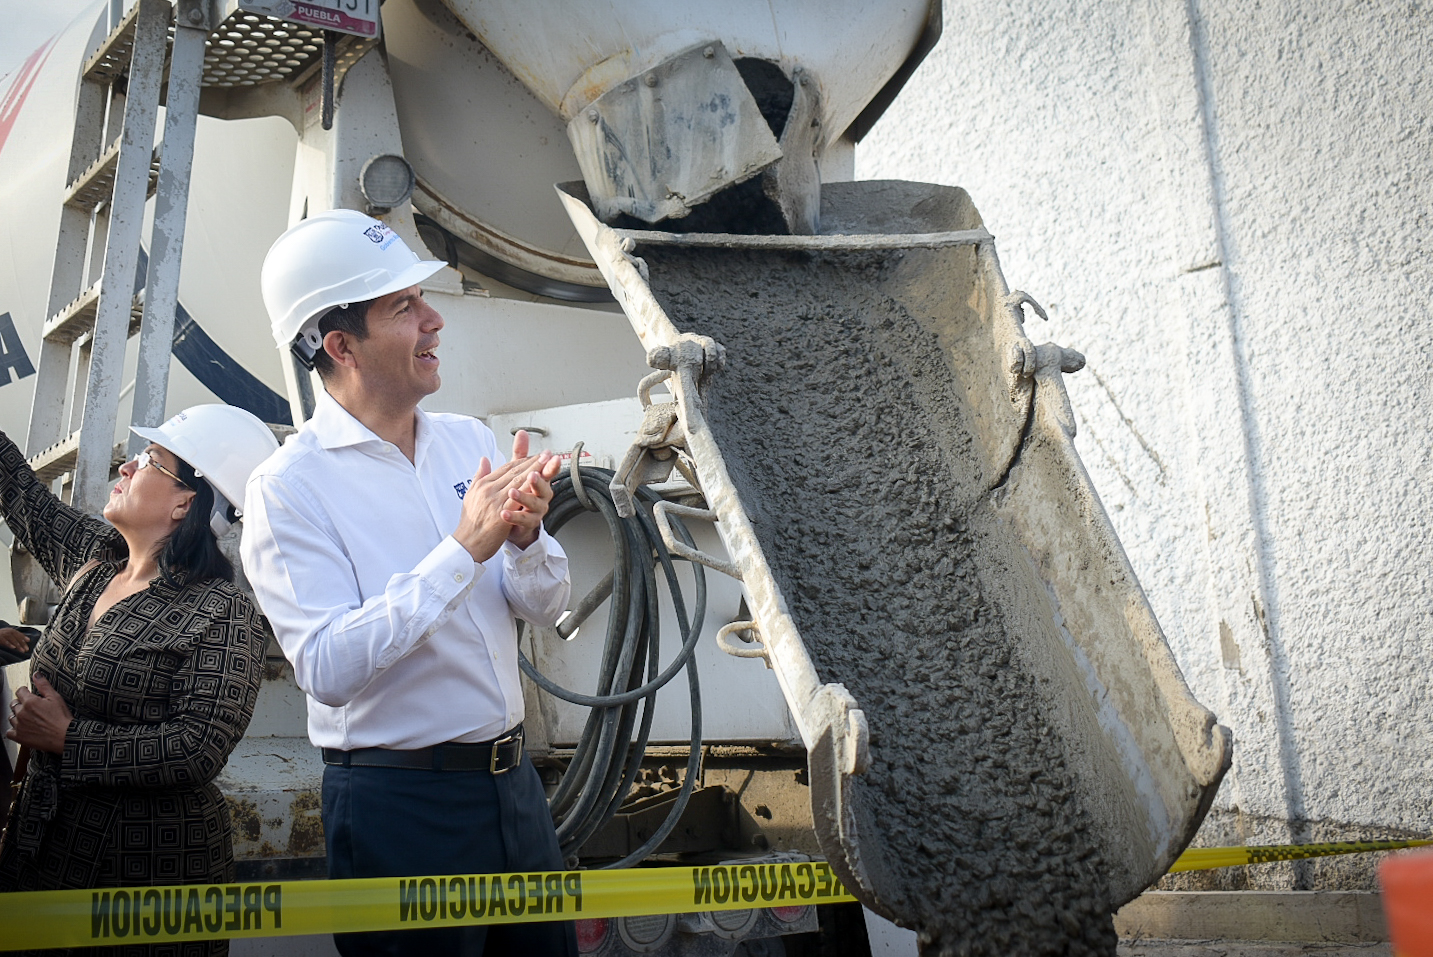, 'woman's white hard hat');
130,405,281,536
261,209,446,362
